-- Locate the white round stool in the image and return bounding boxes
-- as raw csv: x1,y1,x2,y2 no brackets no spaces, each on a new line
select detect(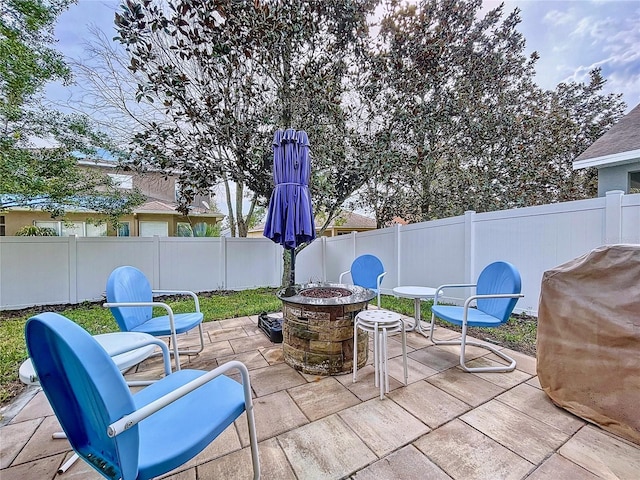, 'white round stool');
353,309,408,400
